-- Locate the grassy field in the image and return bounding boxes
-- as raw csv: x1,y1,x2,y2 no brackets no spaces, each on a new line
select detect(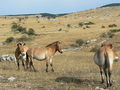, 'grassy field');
0,6,120,90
